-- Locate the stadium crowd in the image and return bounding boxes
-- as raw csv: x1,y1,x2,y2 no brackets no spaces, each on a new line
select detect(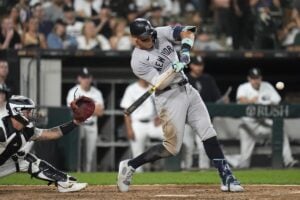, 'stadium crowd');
1,0,300,51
